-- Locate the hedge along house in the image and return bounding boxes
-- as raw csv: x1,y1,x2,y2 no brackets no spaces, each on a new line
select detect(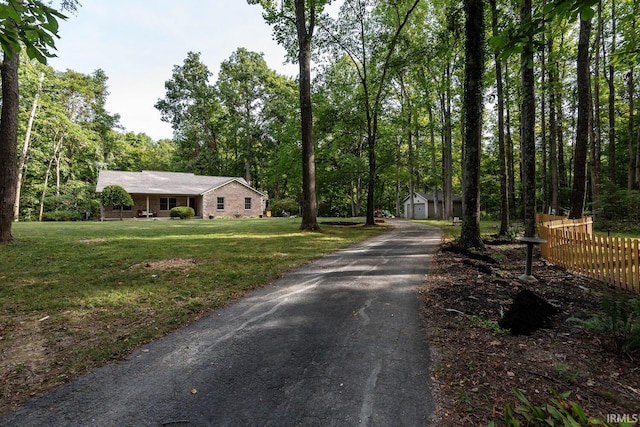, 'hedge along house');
402,191,462,219
96,170,268,220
